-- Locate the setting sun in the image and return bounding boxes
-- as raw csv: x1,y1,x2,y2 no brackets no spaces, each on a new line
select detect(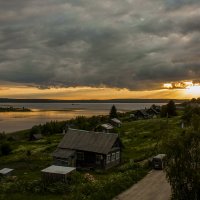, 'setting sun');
162,81,200,99
185,85,200,97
